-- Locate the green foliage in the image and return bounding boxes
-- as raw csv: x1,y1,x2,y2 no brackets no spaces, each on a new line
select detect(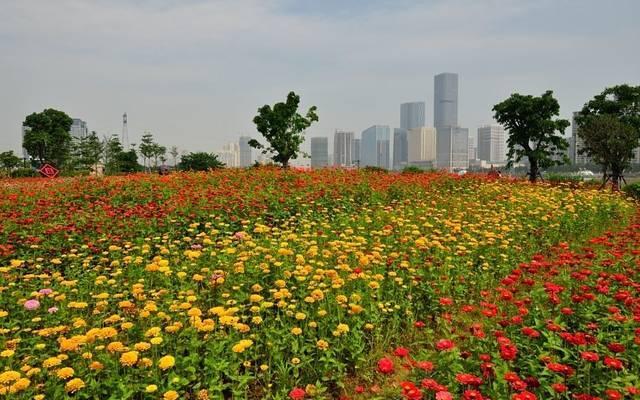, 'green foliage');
104,135,141,174
117,150,142,173
10,167,37,178
250,92,318,168
577,85,640,188
179,152,225,171
0,151,21,170
623,182,640,199
401,166,424,174
492,90,570,182
362,166,387,173
22,108,73,166
70,131,104,173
